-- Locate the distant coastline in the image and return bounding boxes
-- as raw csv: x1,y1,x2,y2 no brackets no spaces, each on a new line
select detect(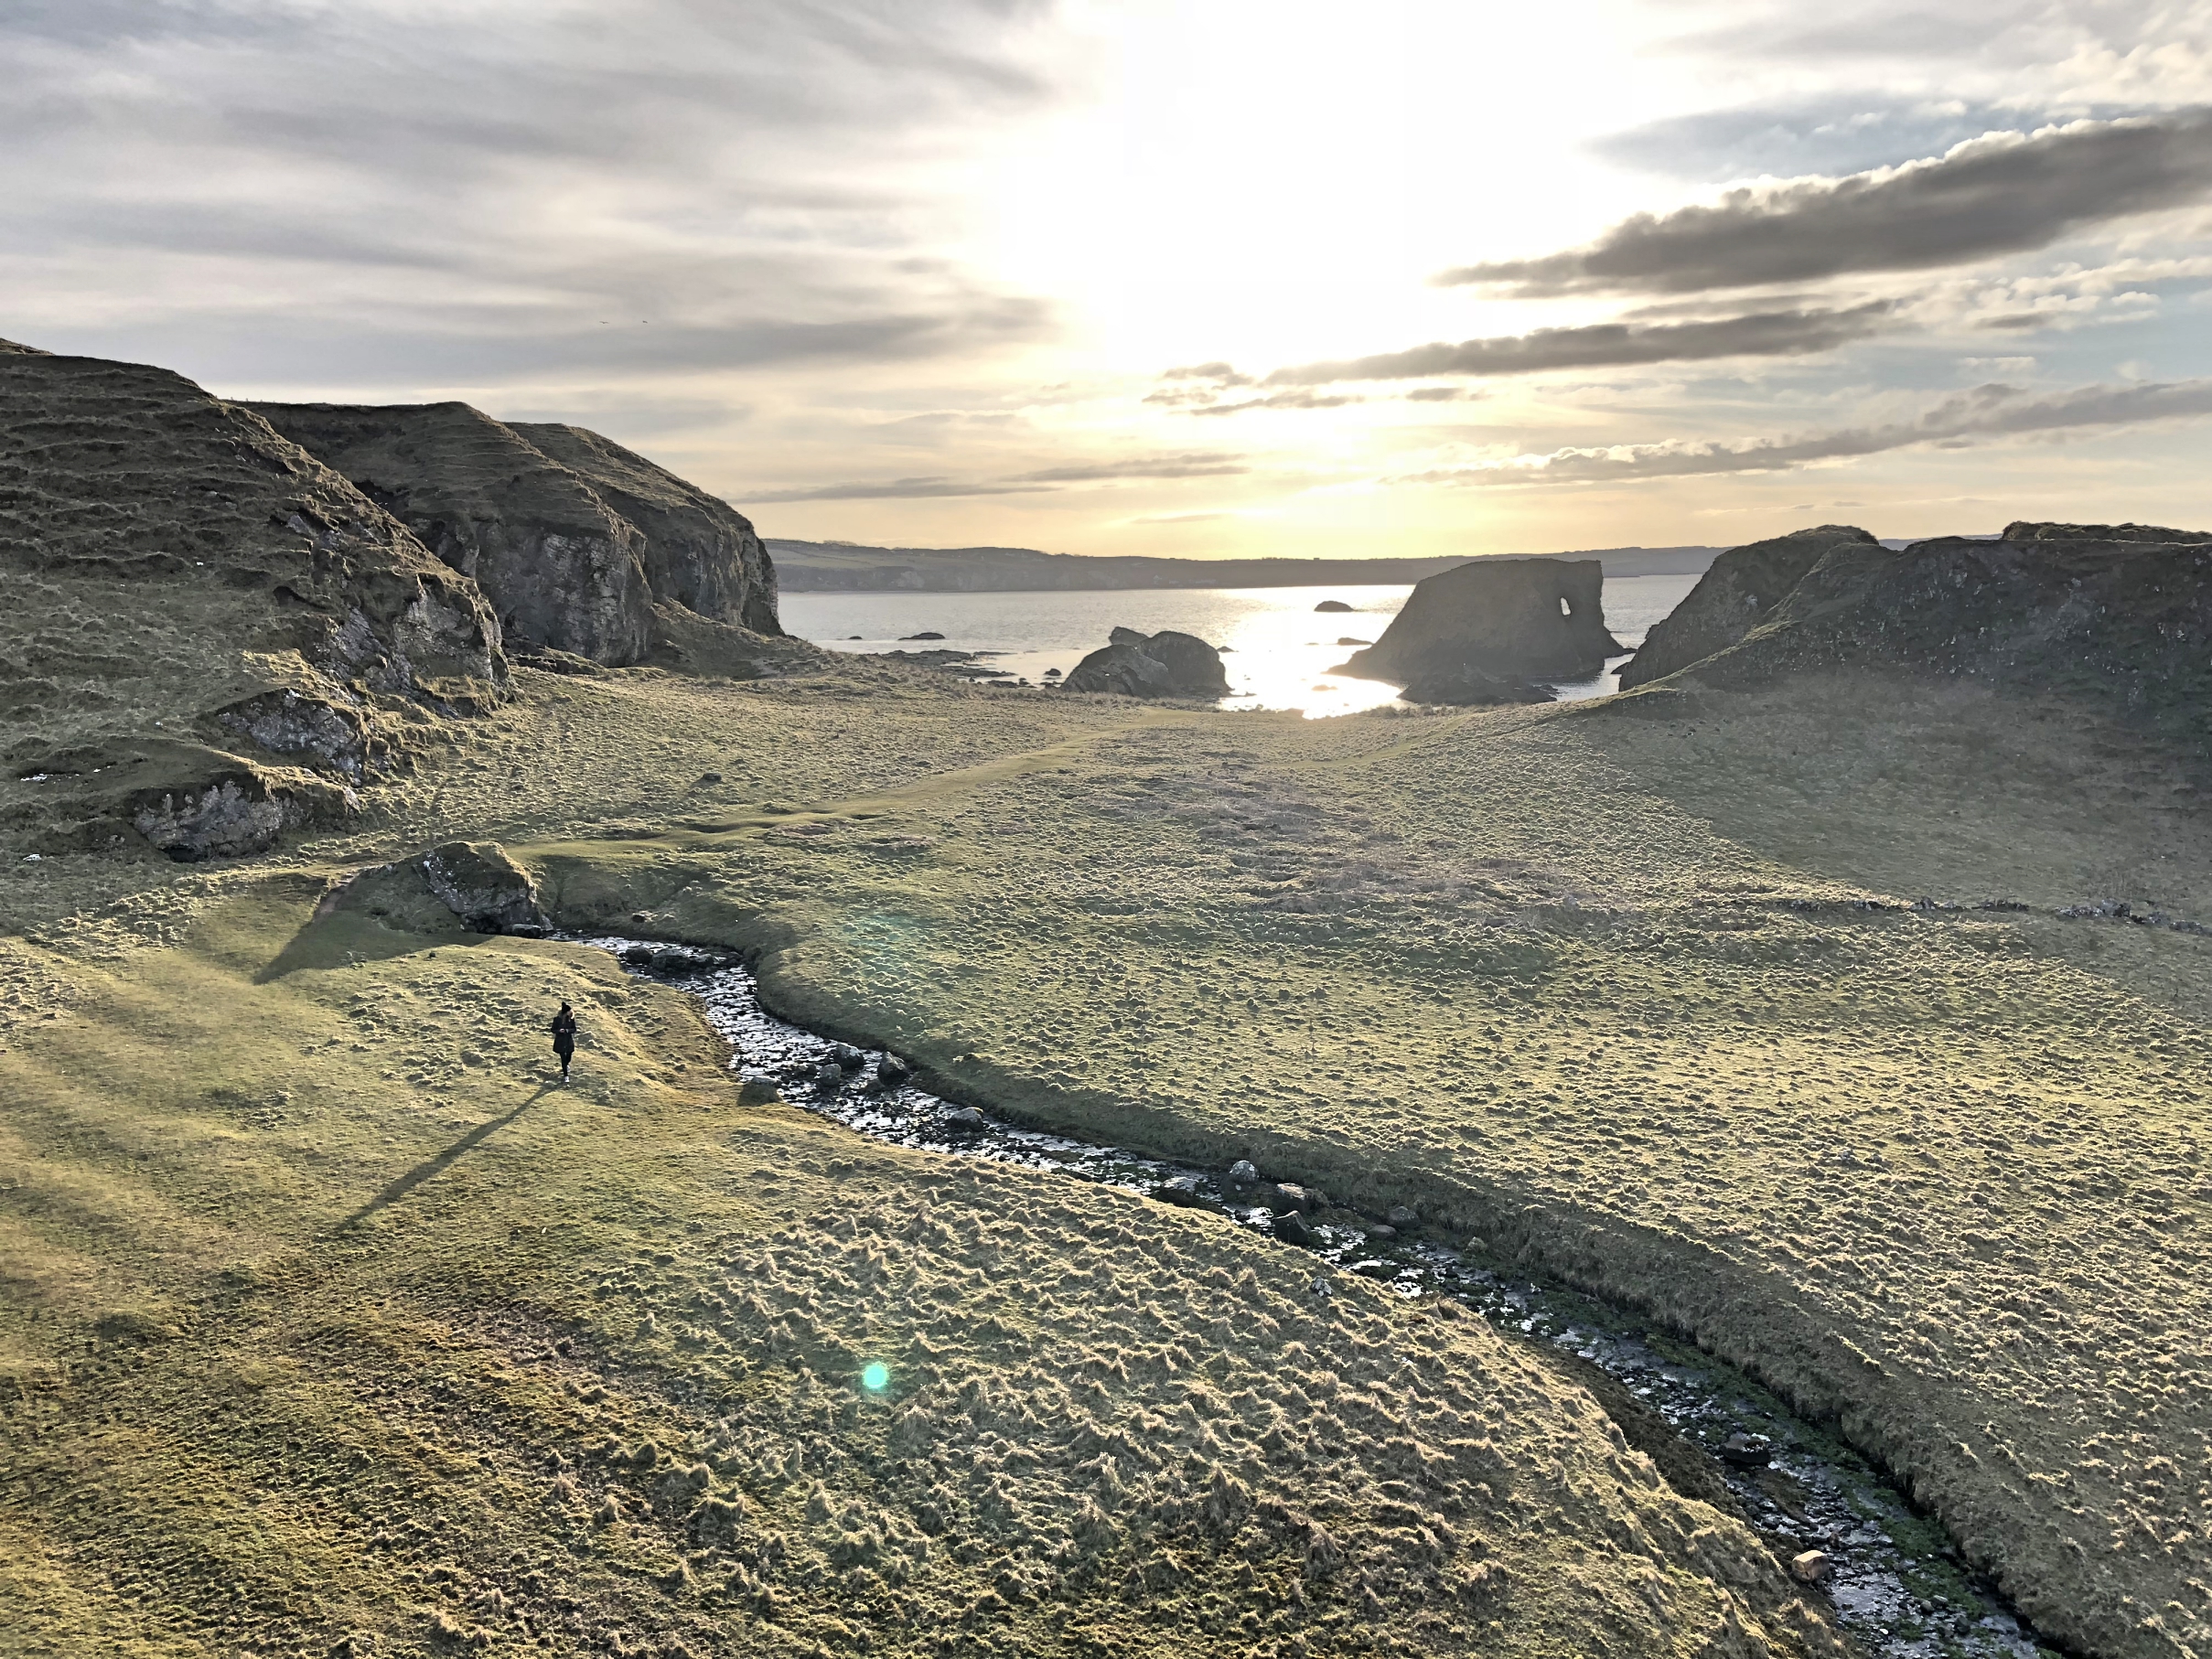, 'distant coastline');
767,538,1723,593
